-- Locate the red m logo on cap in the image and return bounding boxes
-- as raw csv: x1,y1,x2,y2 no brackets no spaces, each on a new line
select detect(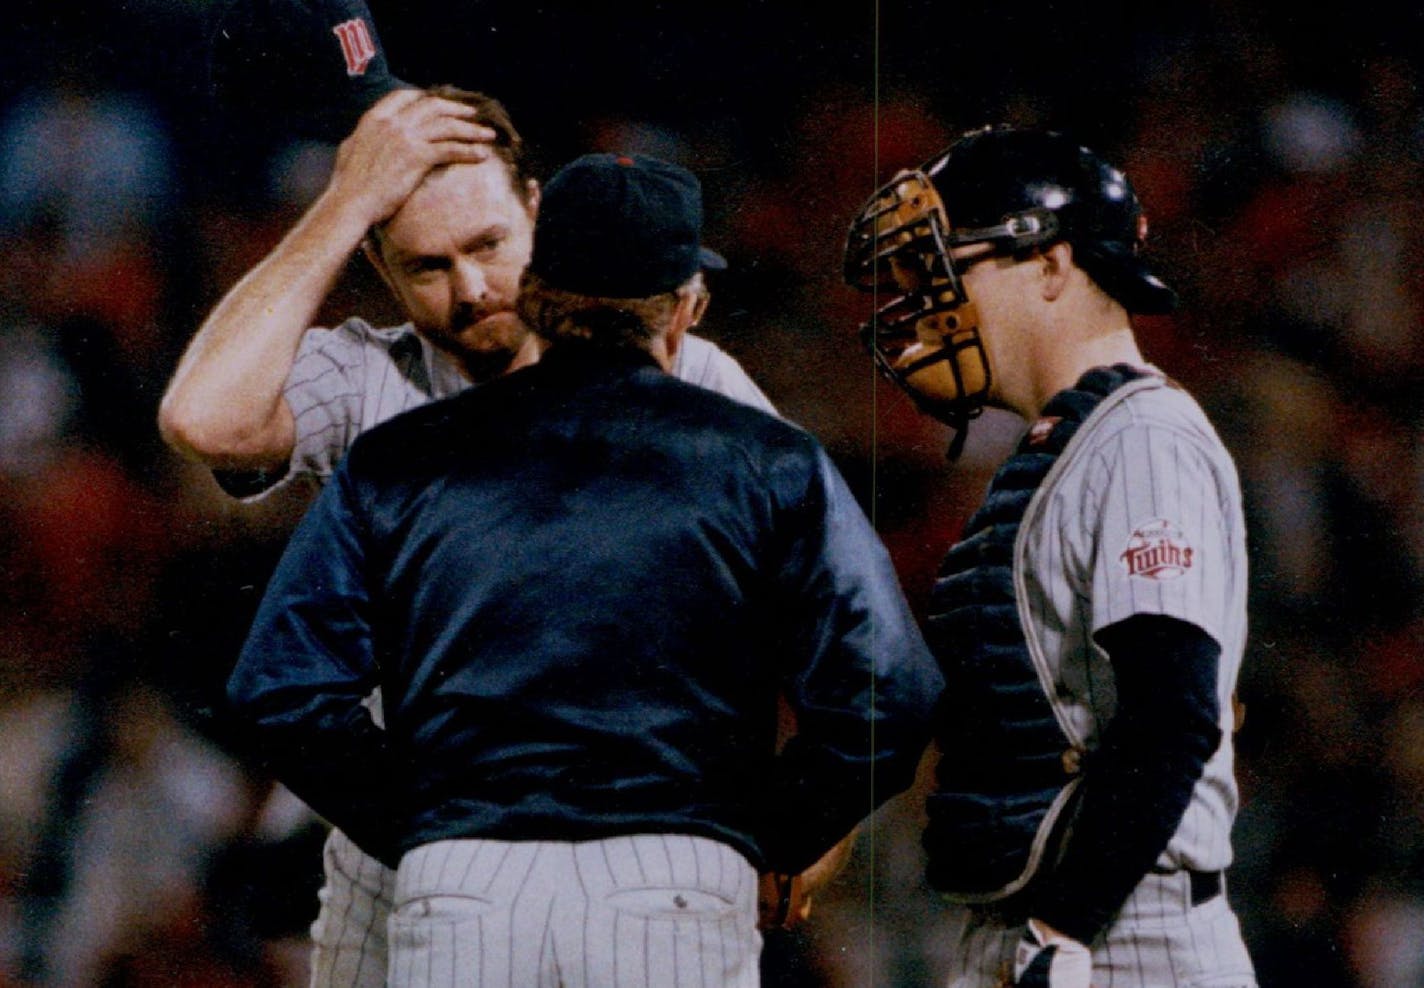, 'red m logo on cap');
332,18,376,77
